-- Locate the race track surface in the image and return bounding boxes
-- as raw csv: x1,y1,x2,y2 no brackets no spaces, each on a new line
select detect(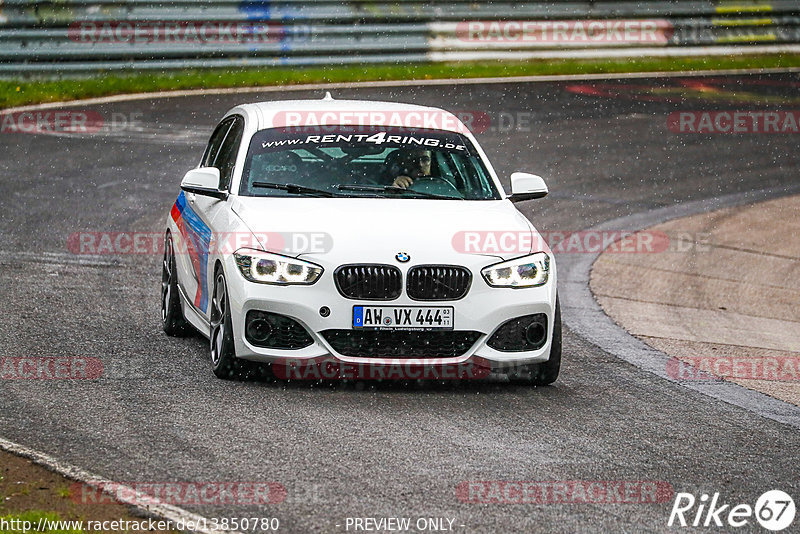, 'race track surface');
1,73,798,533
